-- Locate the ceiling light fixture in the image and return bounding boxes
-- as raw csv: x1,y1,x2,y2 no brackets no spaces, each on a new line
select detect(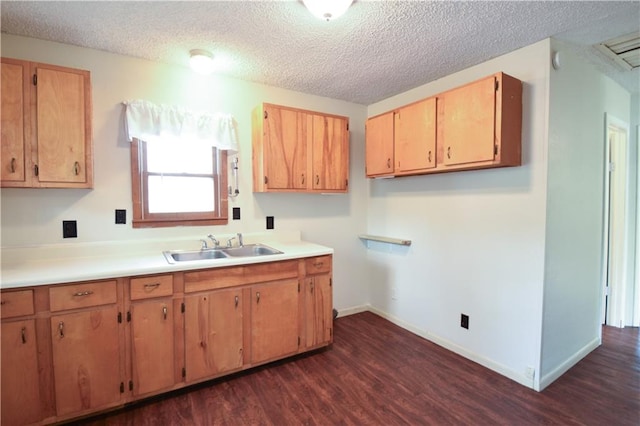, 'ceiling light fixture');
189,49,215,75
303,0,353,21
